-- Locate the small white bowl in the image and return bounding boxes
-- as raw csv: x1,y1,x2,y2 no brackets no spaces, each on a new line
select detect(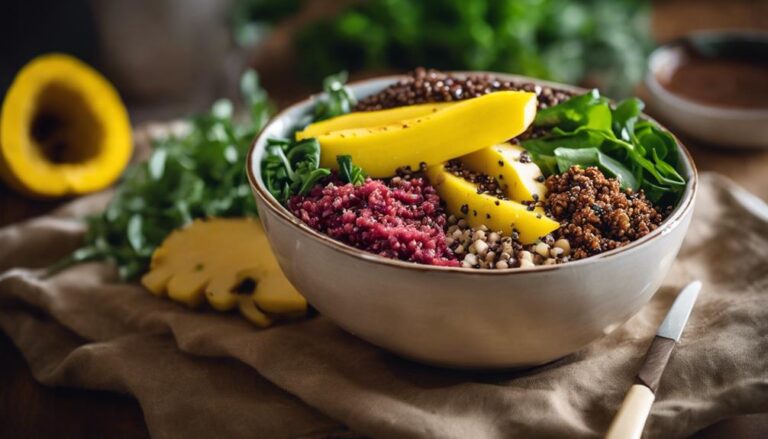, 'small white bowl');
645,31,768,149
247,73,698,368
